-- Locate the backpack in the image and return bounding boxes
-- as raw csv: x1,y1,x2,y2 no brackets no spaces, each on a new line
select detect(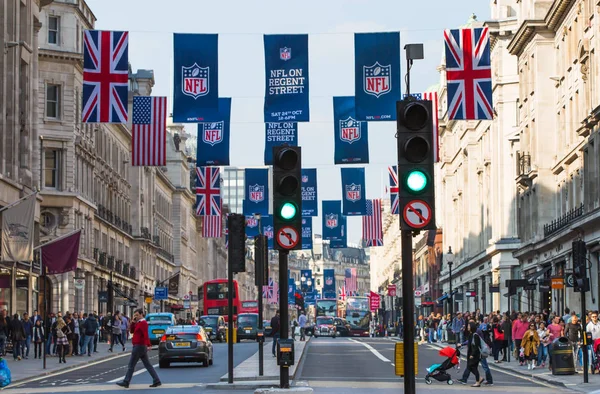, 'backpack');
475,333,490,358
